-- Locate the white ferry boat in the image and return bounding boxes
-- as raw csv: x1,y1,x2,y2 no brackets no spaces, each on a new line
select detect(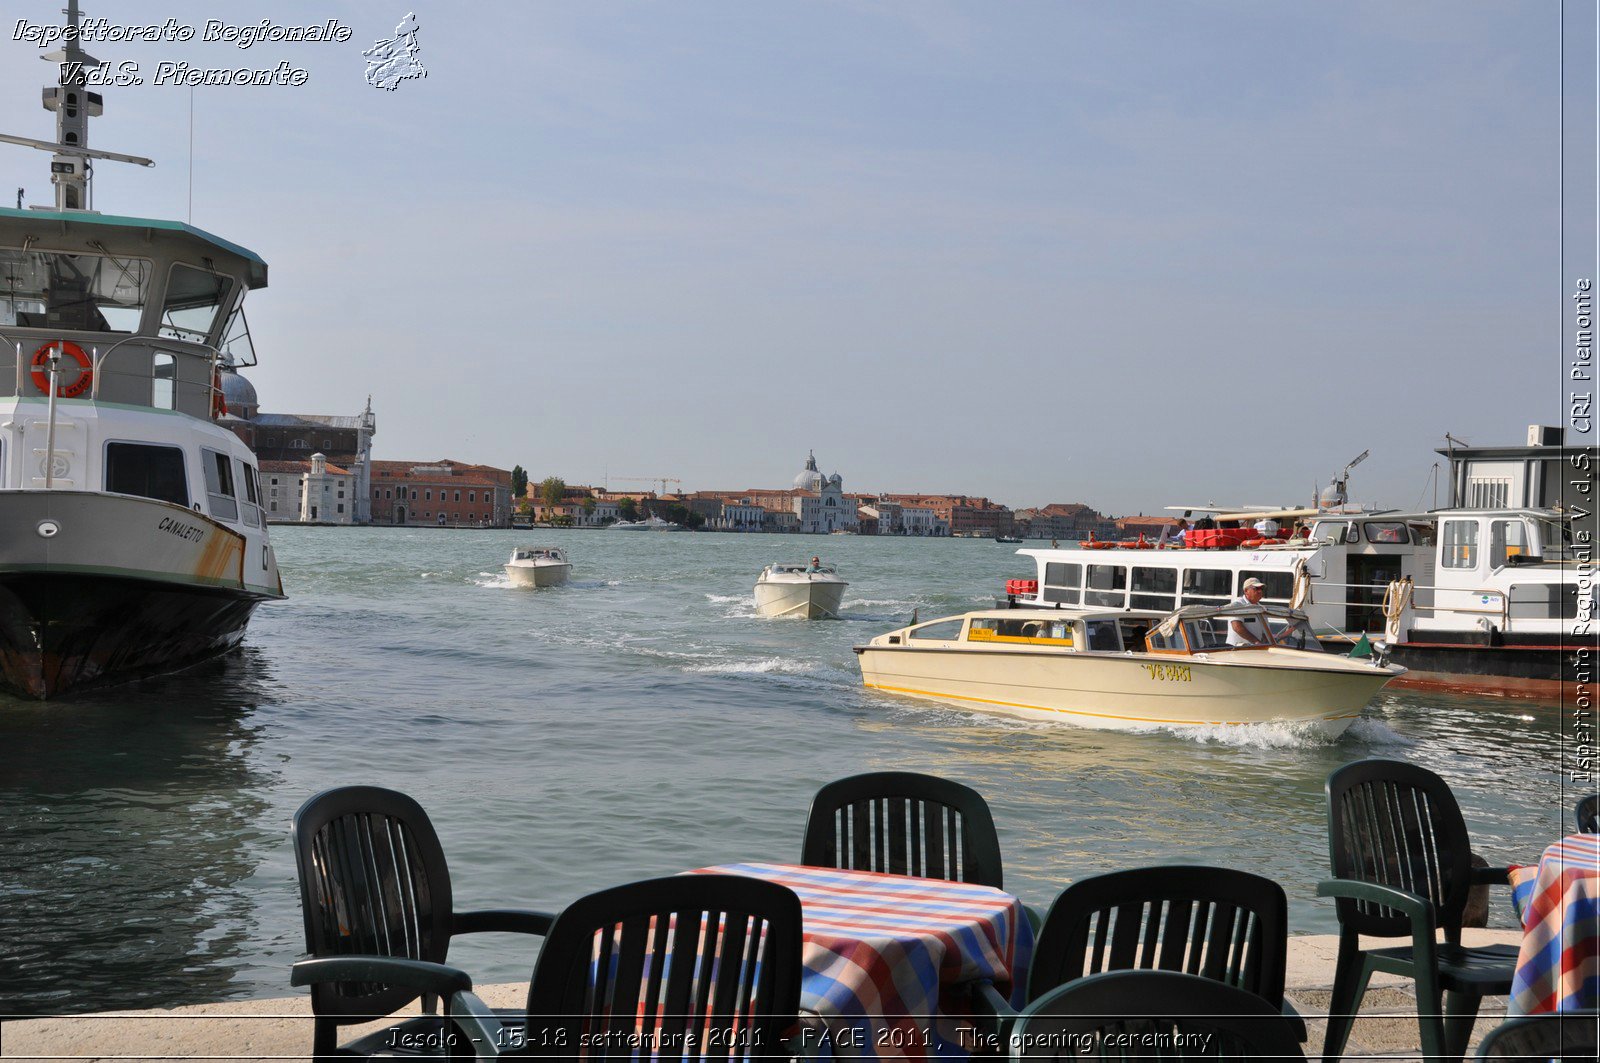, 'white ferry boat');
1001,506,1588,697
609,516,687,531
0,4,284,698
855,603,1401,736
753,561,848,619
